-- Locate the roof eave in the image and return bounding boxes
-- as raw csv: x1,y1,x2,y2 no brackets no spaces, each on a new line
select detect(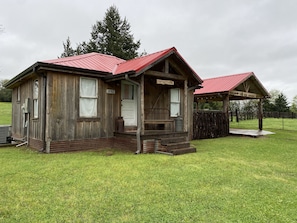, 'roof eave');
4,62,112,88
4,62,39,88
